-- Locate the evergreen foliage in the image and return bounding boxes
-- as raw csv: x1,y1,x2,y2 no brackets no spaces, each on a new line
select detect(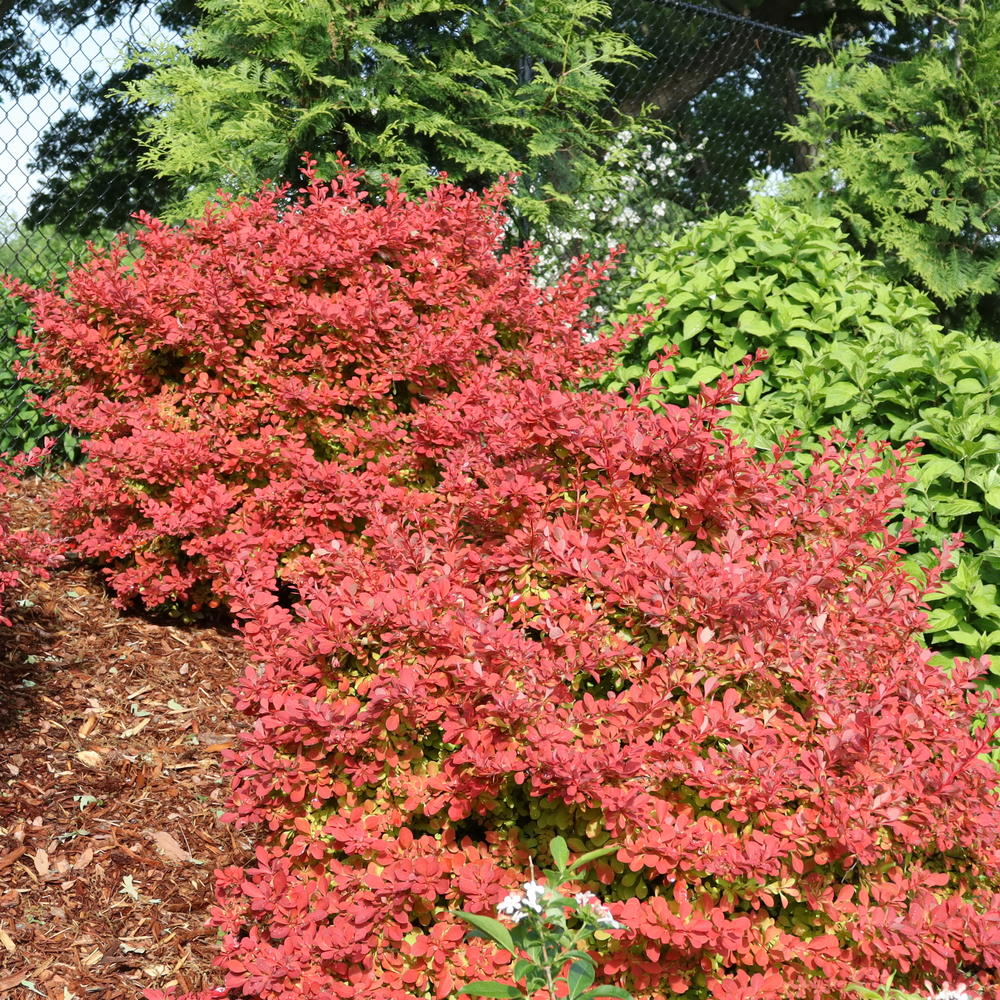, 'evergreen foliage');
11,0,977,238
783,2,1000,336
121,0,657,230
